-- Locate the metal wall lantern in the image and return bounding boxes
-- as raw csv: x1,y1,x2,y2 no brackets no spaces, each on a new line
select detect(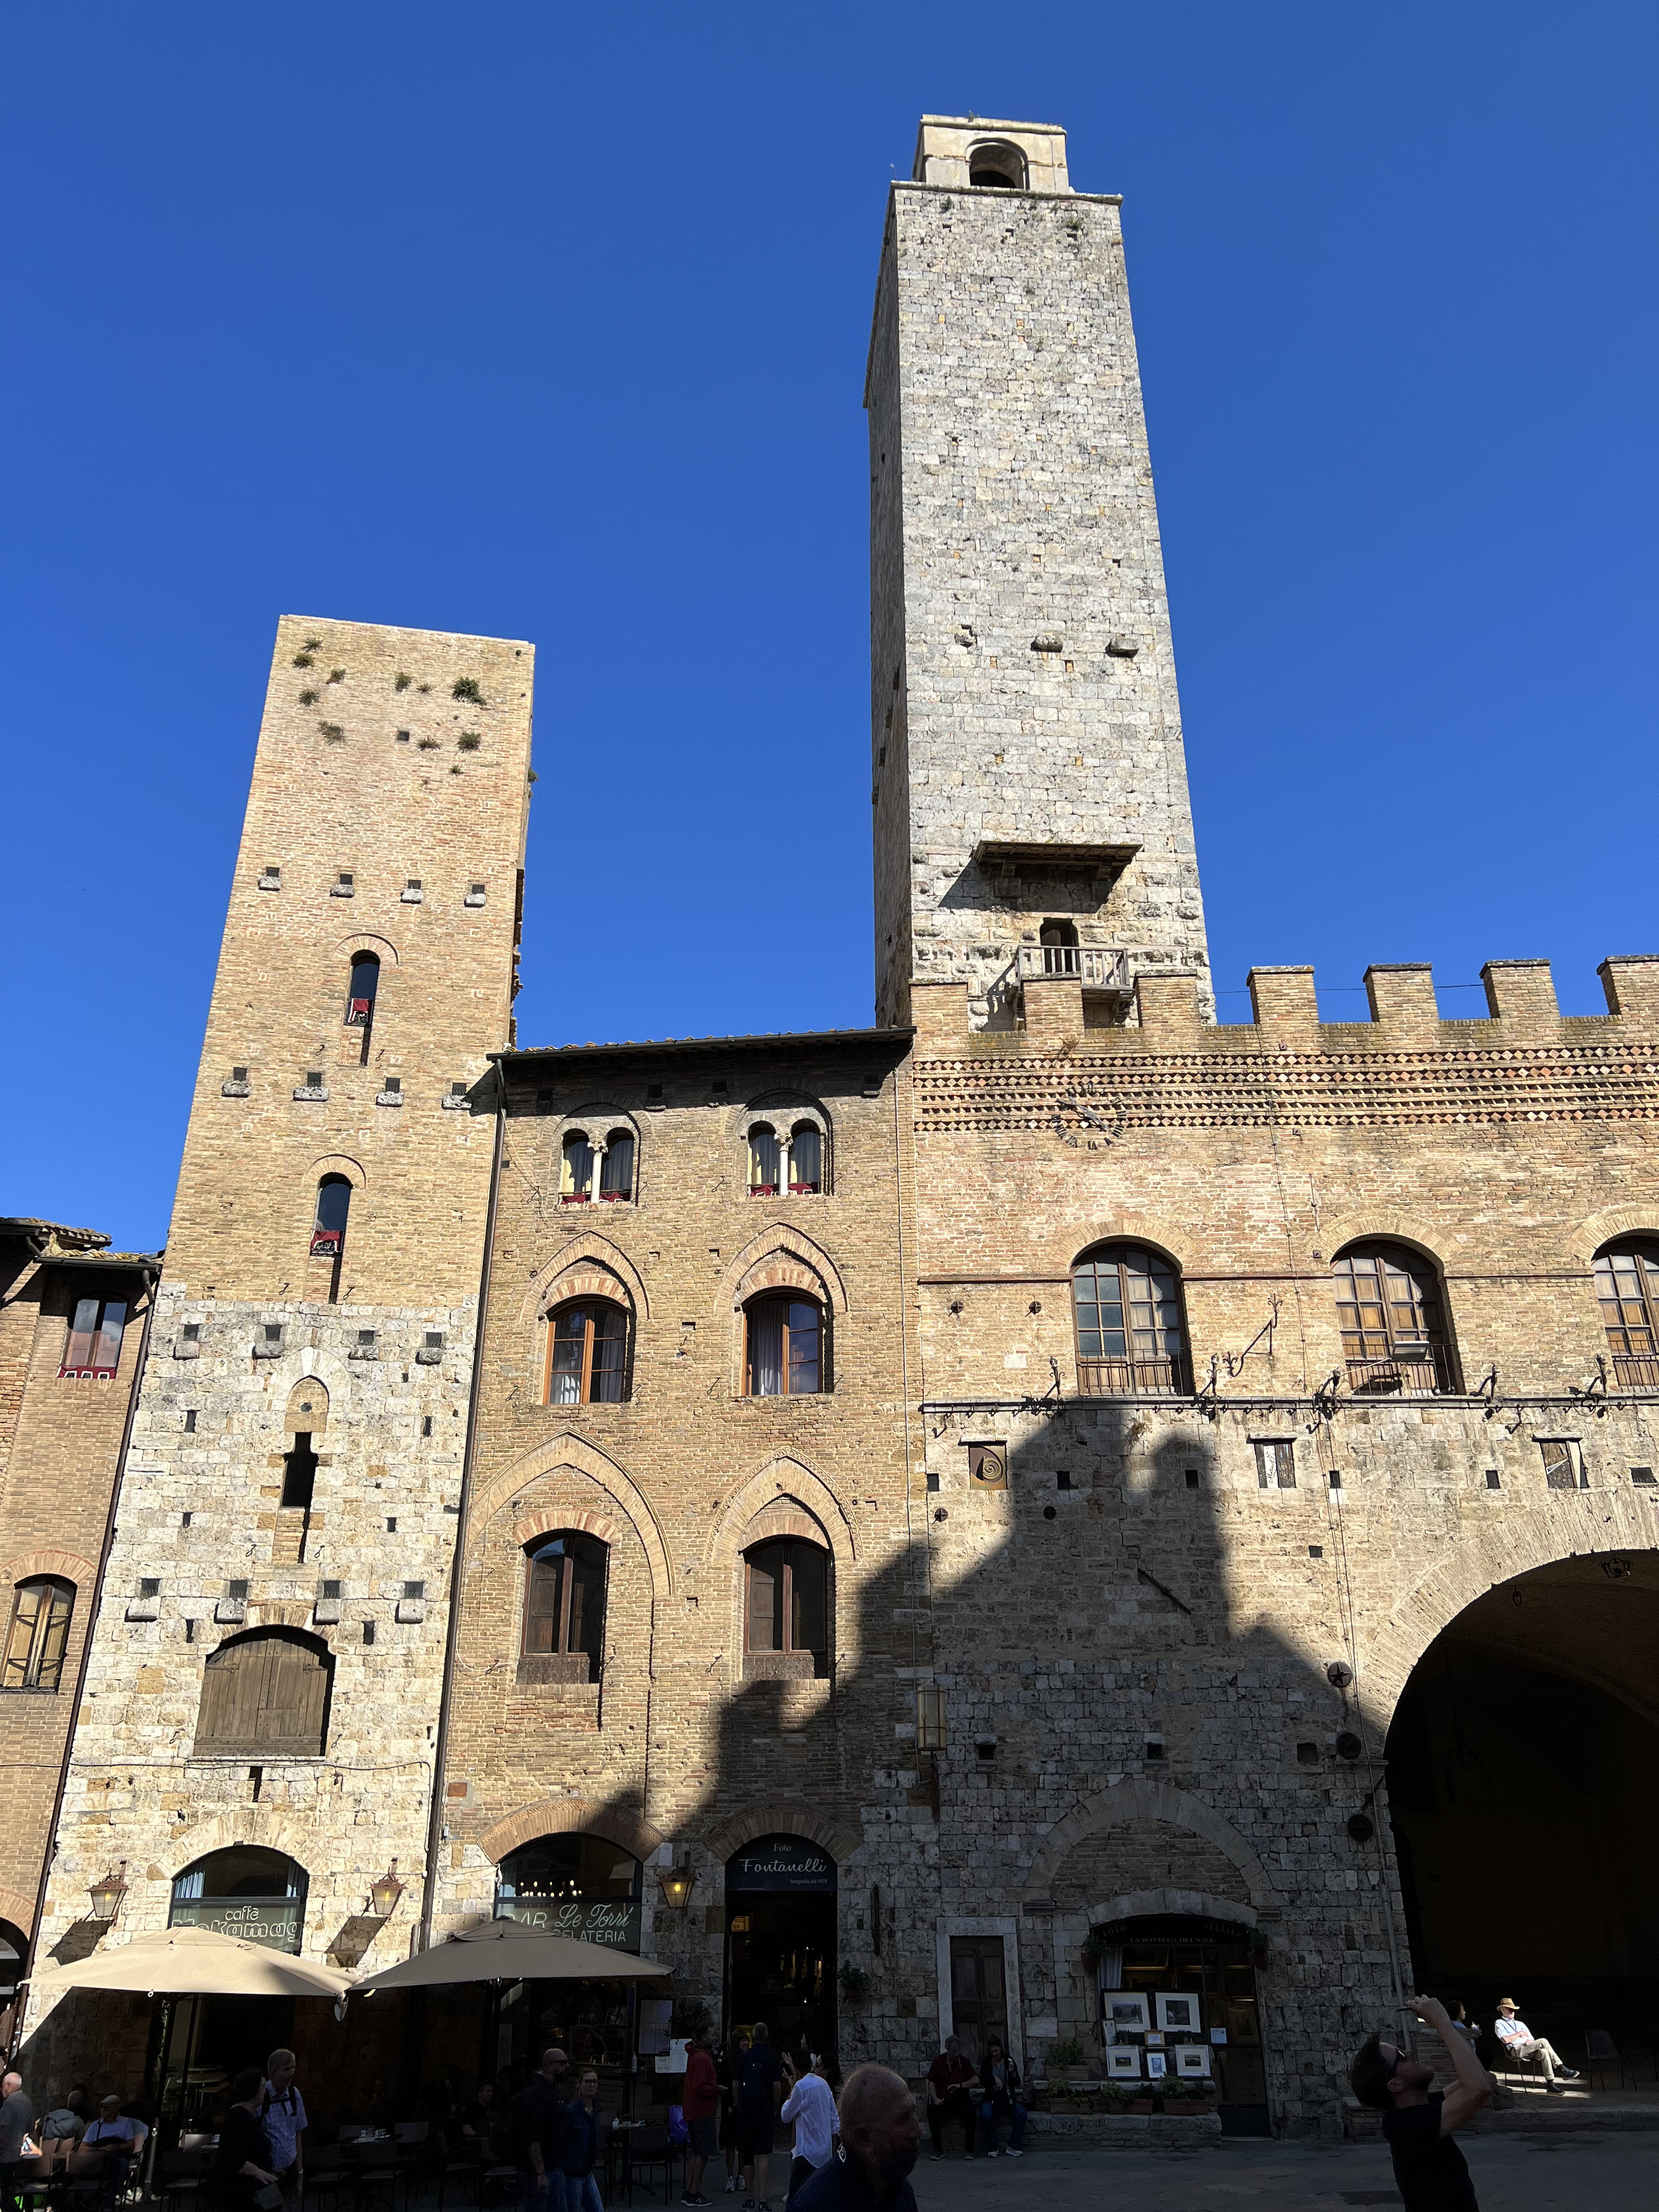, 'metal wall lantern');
88,1864,128,1922
656,1862,696,1912
369,1862,404,1918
